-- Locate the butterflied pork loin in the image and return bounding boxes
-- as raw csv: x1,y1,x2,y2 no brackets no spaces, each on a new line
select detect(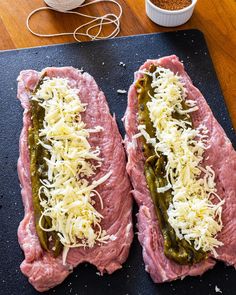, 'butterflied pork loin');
123,55,236,282
17,67,133,292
